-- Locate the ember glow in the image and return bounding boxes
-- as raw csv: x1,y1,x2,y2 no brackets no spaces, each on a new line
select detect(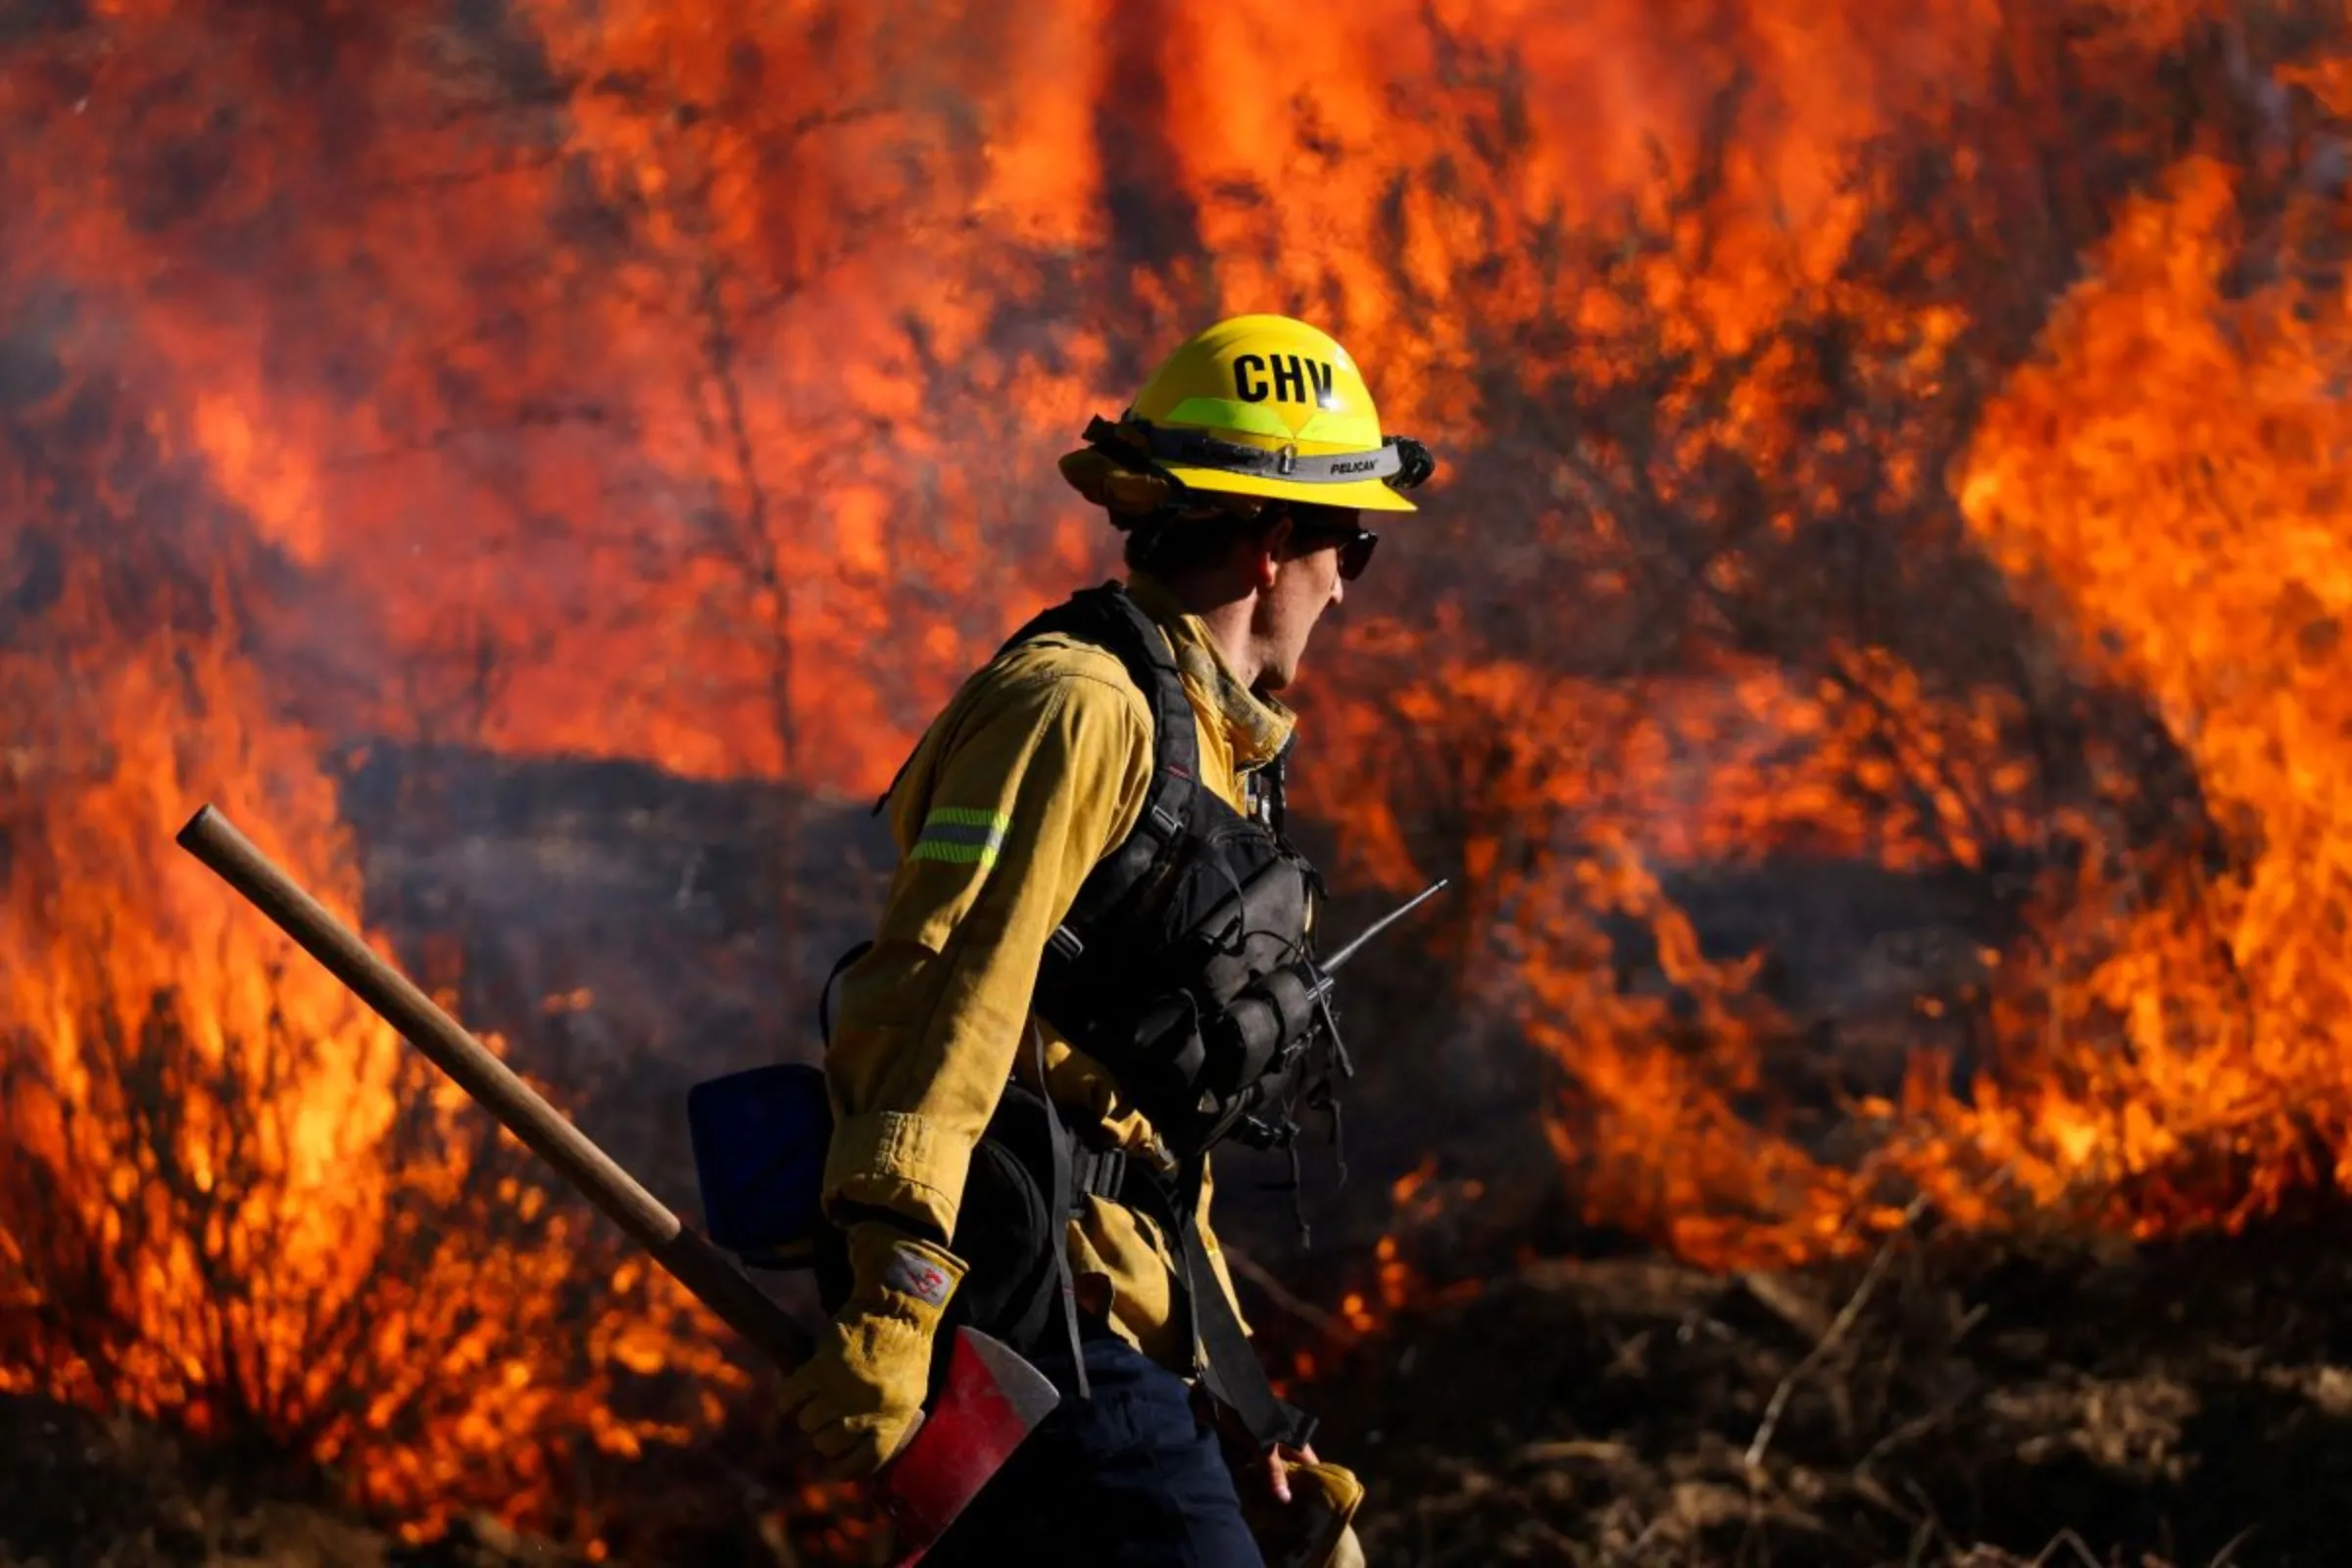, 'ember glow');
6,0,2352,1538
